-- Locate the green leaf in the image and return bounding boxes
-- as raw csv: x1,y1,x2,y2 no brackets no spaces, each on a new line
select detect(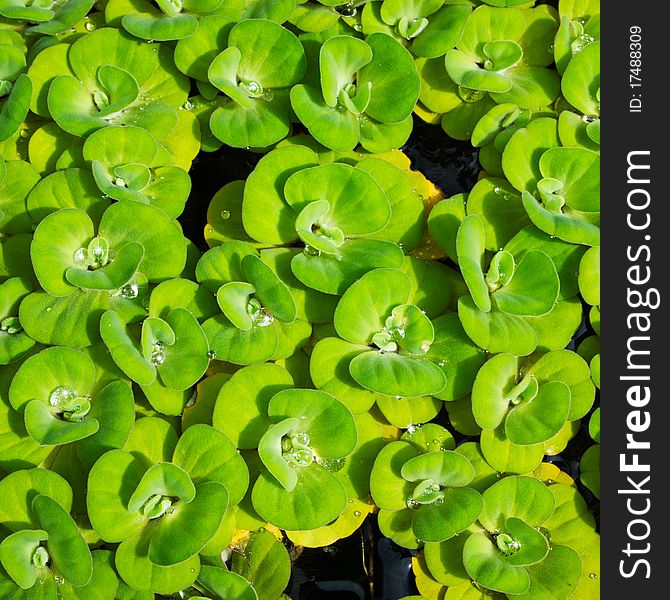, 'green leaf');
493,251,559,316
480,427,544,474
258,416,300,492
370,441,419,511
115,525,199,594
0,468,72,532
242,145,318,245
463,532,530,594
290,83,360,152
480,476,555,532
66,242,144,292
252,464,347,530
32,494,92,587
198,566,258,600
0,529,48,590
504,516,550,566
412,487,484,543
75,380,135,469
360,32,420,124
291,238,404,295
86,449,148,542
350,351,447,397
212,363,293,448
24,399,99,446
456,215,490,312
334,268,411,345
320,36,372,107
562,41,600,116
150,481,228,566
401,451,475,487
100,310,156,386
458,296,537,356
268,388,358,458
19,288,110,349
514,545,582,600
231,529,291,600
